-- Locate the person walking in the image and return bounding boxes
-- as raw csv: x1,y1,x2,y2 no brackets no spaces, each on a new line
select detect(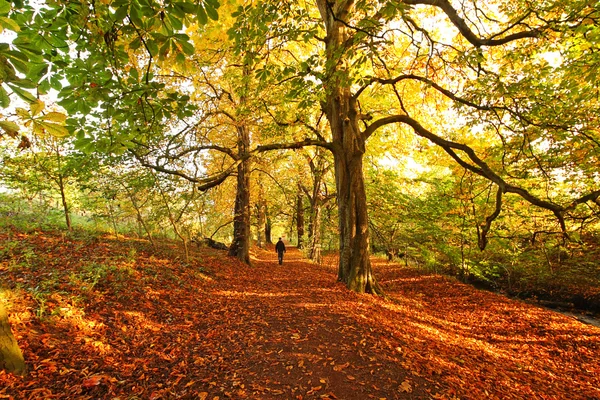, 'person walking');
275,237,286,265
